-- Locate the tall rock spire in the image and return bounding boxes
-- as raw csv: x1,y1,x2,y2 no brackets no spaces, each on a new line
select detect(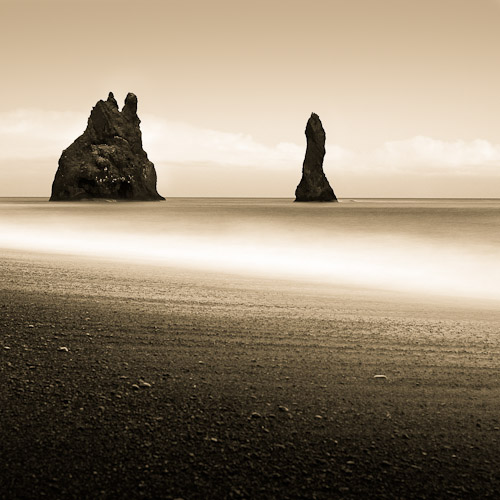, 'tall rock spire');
295,113,337,202
50,92,164,201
